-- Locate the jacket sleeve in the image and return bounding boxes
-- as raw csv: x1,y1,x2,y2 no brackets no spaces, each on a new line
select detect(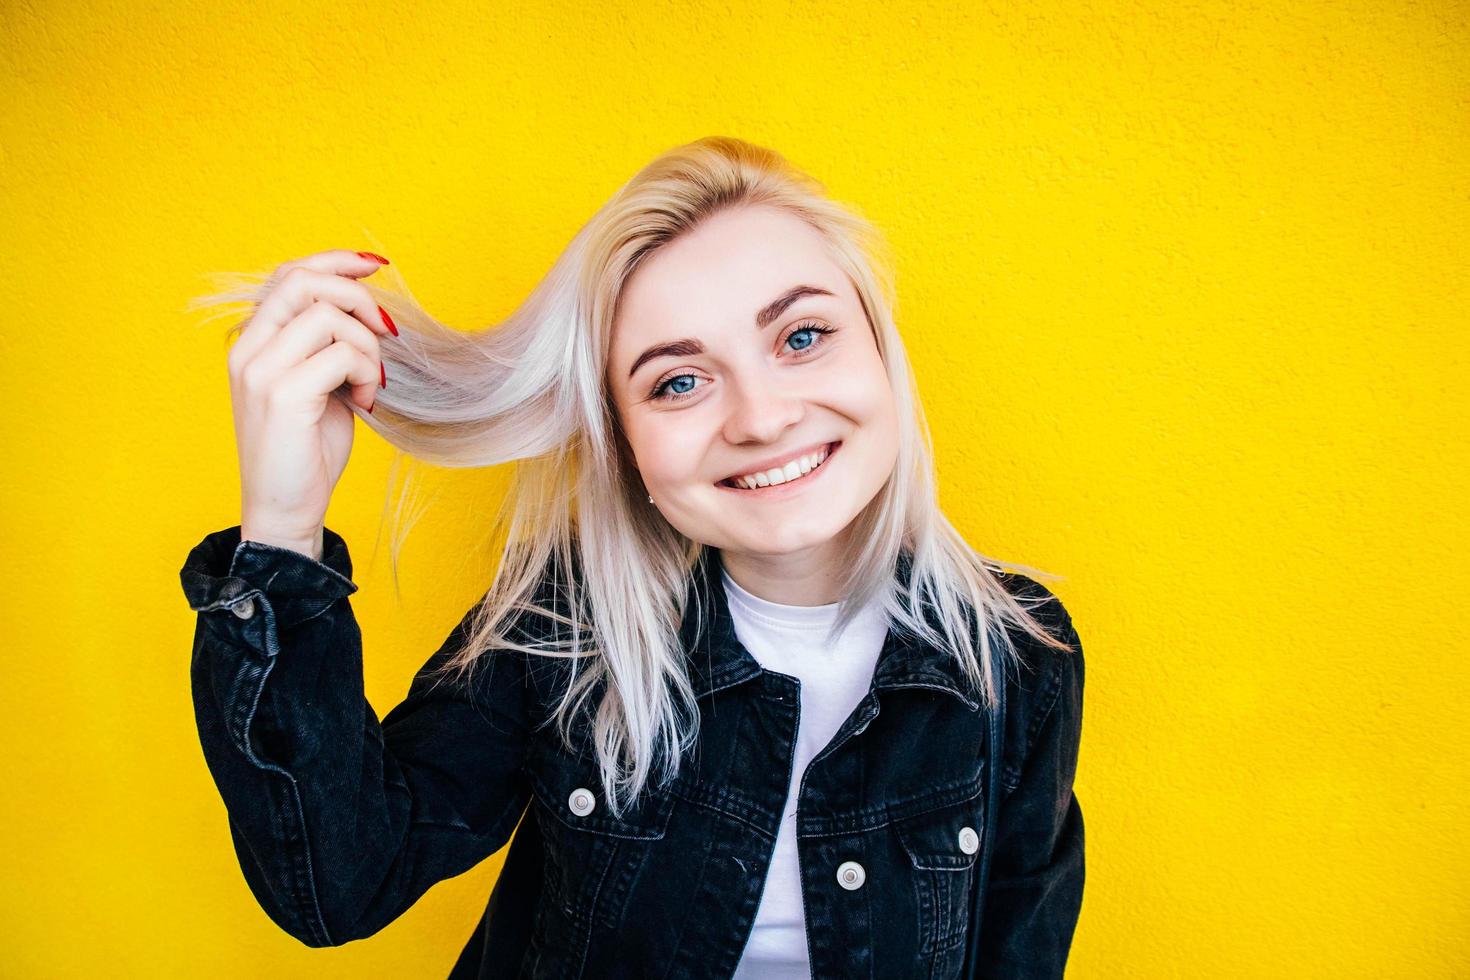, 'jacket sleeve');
974,601,1086,978
180,524,535,947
